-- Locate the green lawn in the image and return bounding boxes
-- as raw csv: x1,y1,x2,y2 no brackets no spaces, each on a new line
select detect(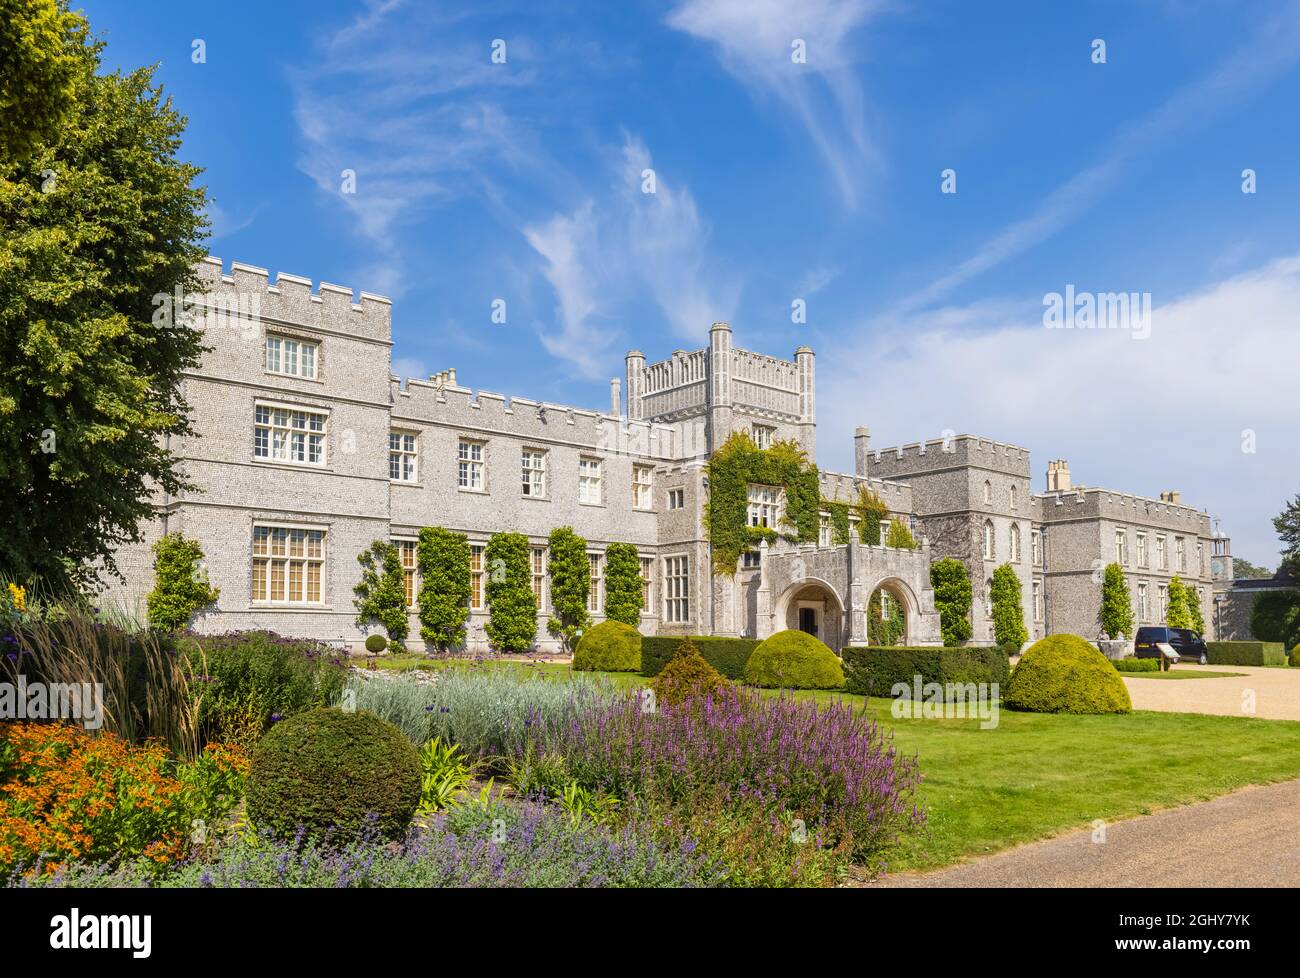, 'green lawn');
1123,669,1246,680
361,658,1300,874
